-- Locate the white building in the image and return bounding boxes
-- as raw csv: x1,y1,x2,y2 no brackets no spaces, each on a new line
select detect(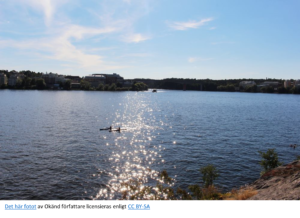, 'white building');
8,73,24,86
